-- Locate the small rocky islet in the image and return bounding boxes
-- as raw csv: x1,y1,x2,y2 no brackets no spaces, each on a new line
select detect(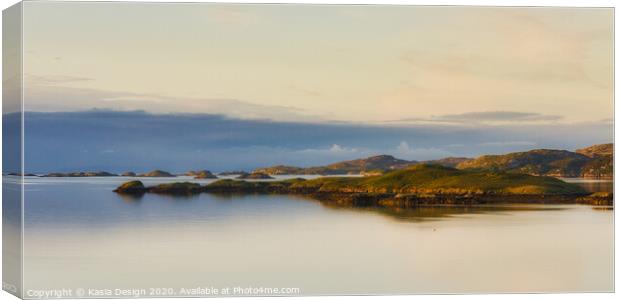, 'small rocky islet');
186,170,218,179
42,171,118,177
114,164,613,206
33,169,219,178
235,172,274,179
